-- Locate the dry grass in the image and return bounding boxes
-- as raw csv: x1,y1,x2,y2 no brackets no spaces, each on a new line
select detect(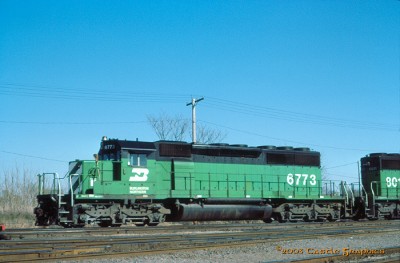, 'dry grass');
0,167,38,228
